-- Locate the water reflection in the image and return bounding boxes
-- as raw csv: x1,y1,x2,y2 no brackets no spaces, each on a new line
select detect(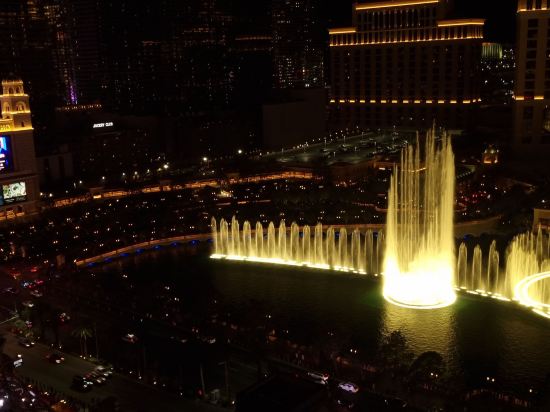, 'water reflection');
99,250,550,386
383,303,457,364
